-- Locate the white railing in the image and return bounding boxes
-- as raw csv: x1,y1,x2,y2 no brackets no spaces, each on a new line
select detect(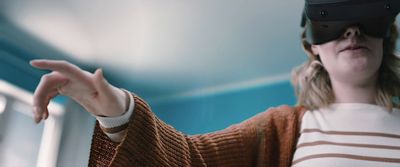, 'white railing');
0,79,64,167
